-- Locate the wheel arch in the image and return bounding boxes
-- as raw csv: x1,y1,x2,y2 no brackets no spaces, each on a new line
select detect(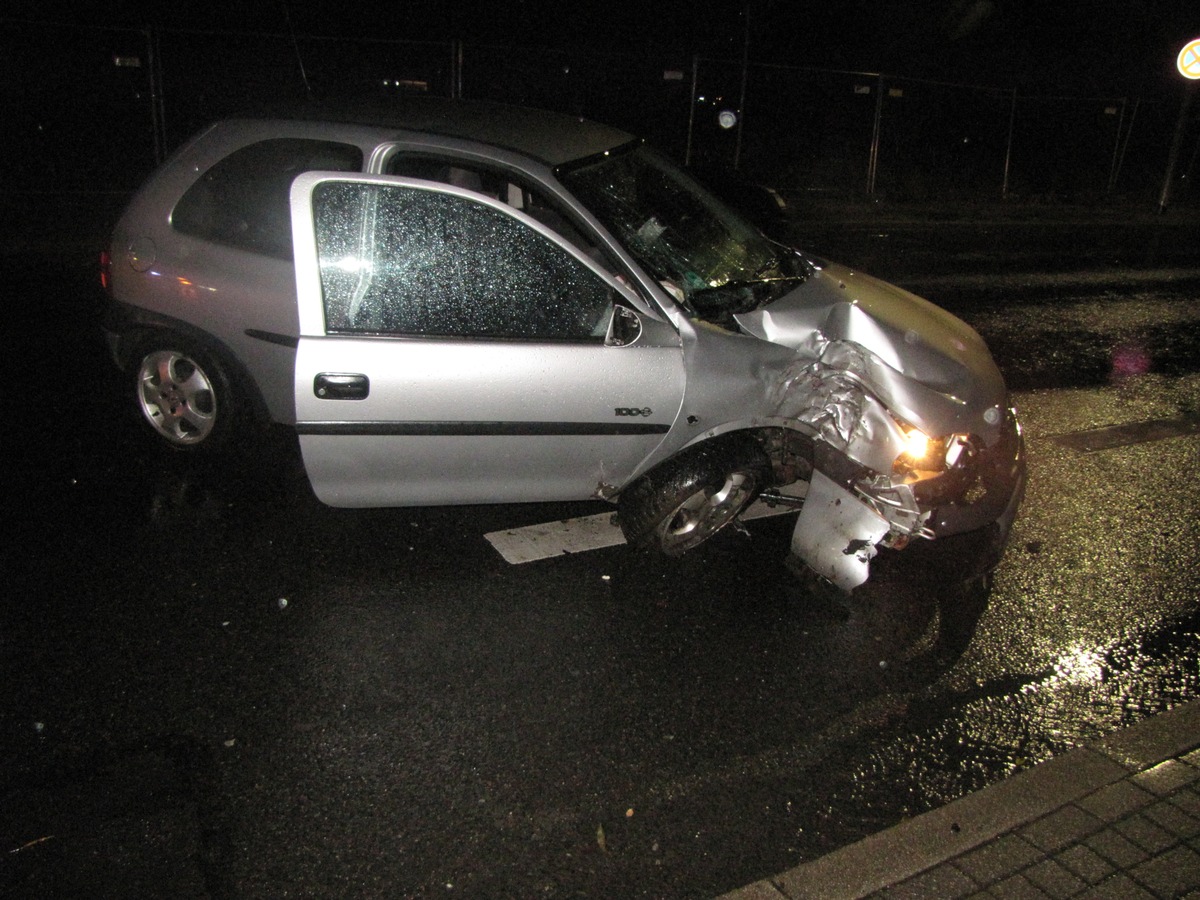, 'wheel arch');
114,308,273,427
622,421,818,497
